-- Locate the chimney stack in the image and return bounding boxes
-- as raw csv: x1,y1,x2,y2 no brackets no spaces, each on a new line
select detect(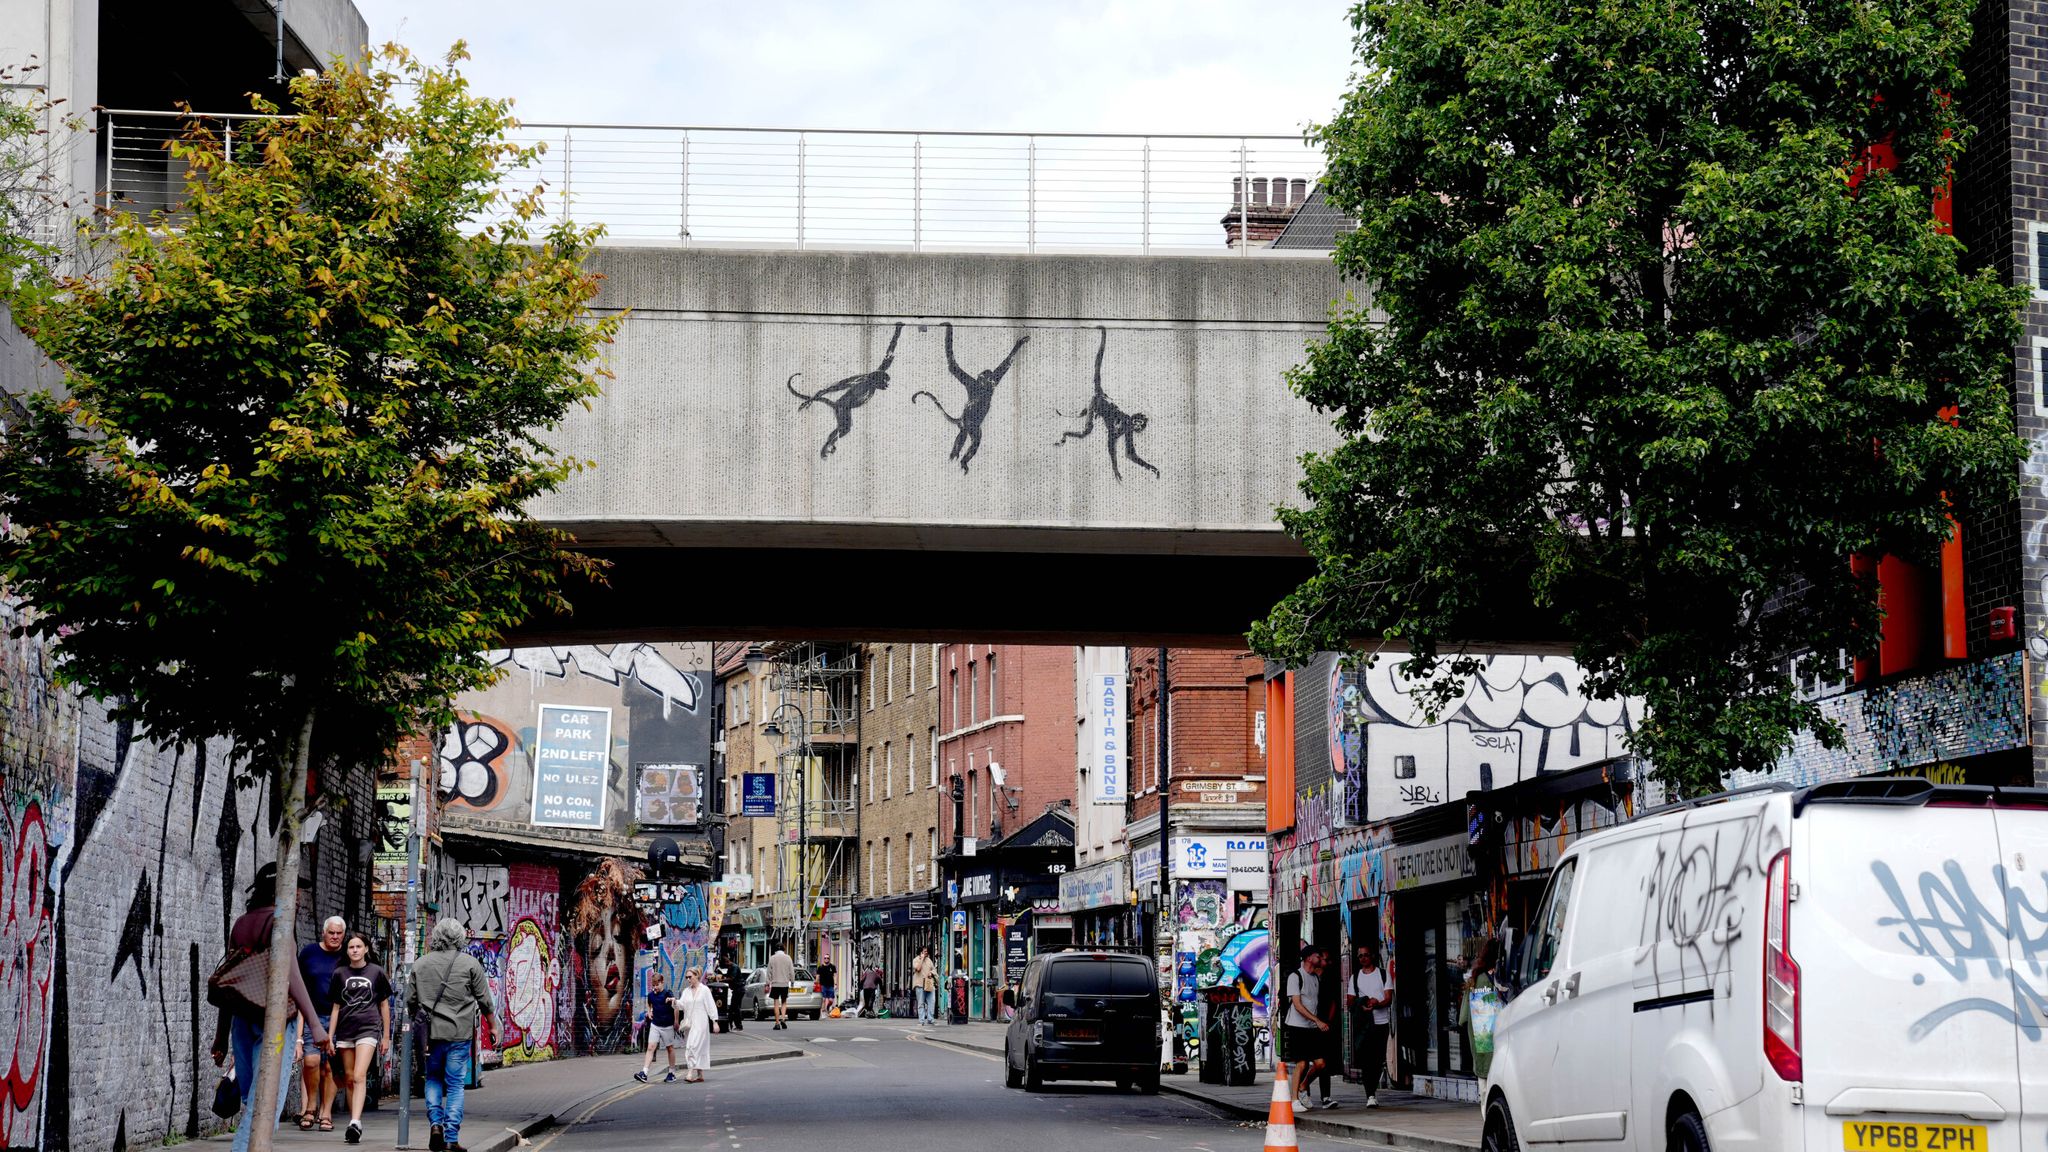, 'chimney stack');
1222,173,1307,249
